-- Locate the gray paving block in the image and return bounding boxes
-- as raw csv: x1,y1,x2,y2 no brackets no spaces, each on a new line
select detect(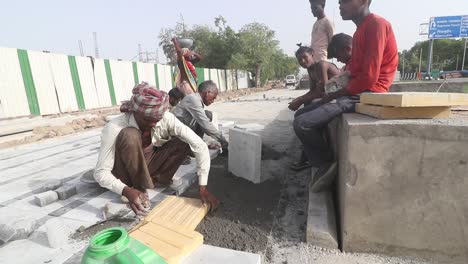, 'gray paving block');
34,191,59,207
55,185,77,200
306,190,338,249
48,200,85,217
0,224,16,245
103,203,131,219
11,219,39,240
35,180,63,194
228,128,262,184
